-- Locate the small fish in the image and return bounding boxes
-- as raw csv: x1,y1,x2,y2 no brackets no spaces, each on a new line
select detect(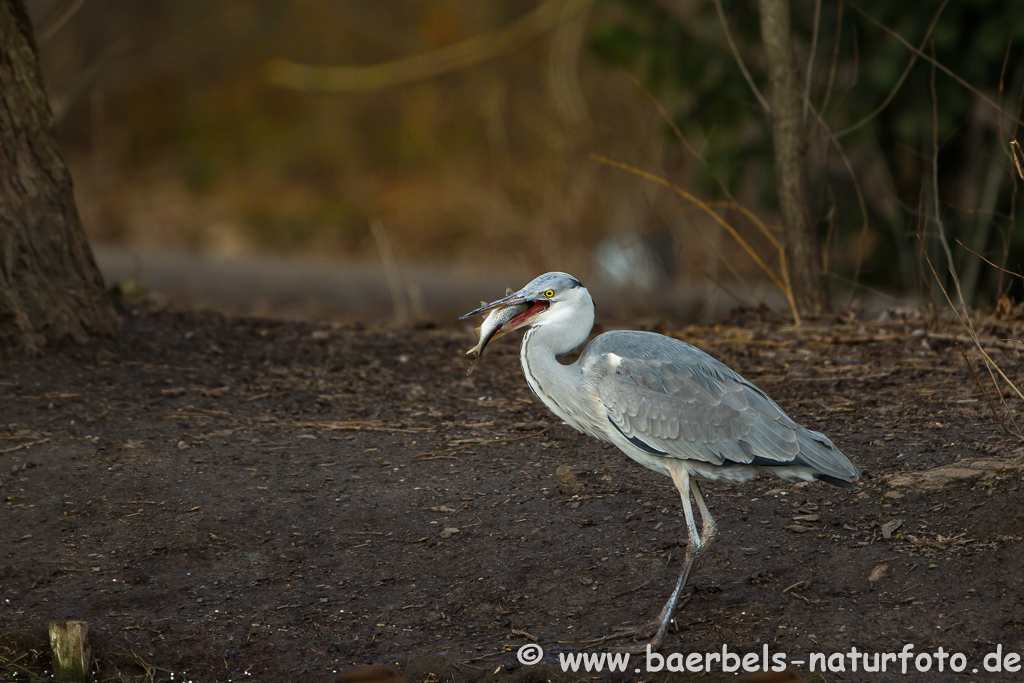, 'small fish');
465,289,528,375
